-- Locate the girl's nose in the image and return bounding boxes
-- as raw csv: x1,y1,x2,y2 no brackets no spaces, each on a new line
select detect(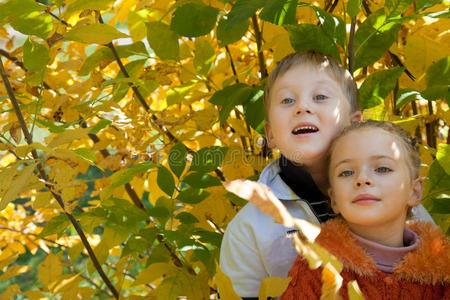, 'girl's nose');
354,174,373,188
